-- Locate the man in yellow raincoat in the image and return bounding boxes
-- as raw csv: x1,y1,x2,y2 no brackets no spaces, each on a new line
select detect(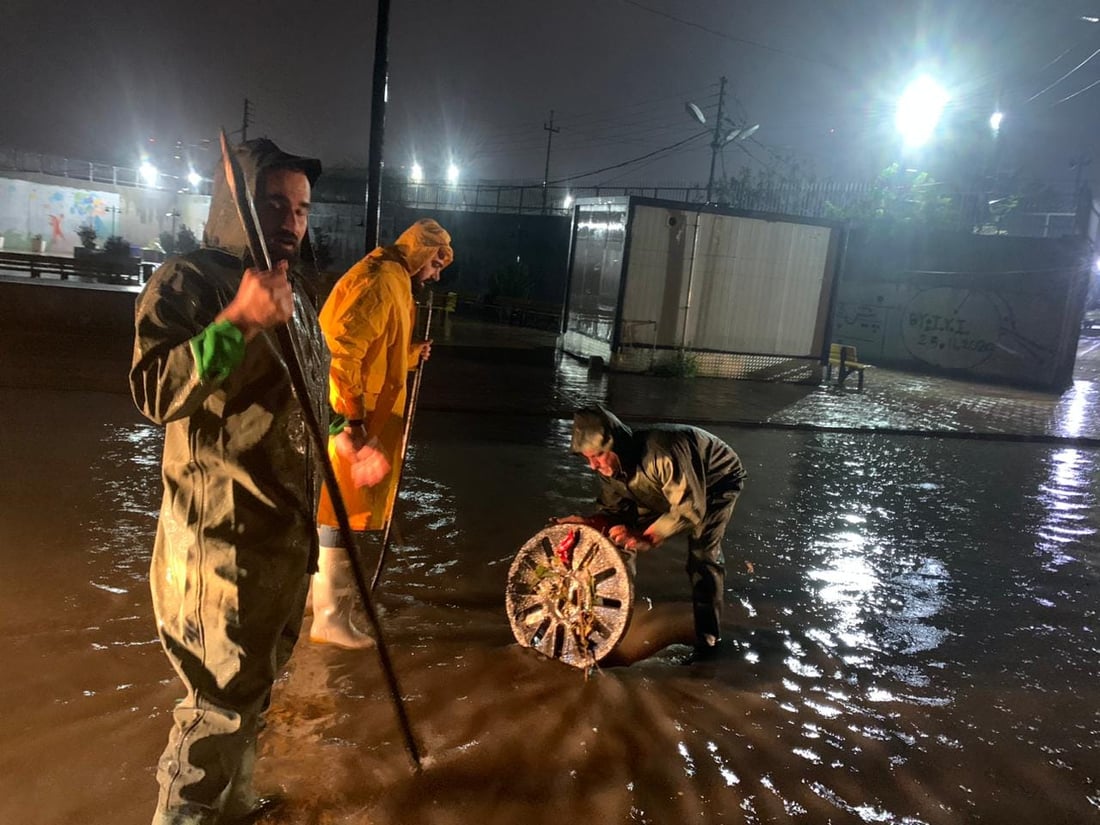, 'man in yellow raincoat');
311,218,454,648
